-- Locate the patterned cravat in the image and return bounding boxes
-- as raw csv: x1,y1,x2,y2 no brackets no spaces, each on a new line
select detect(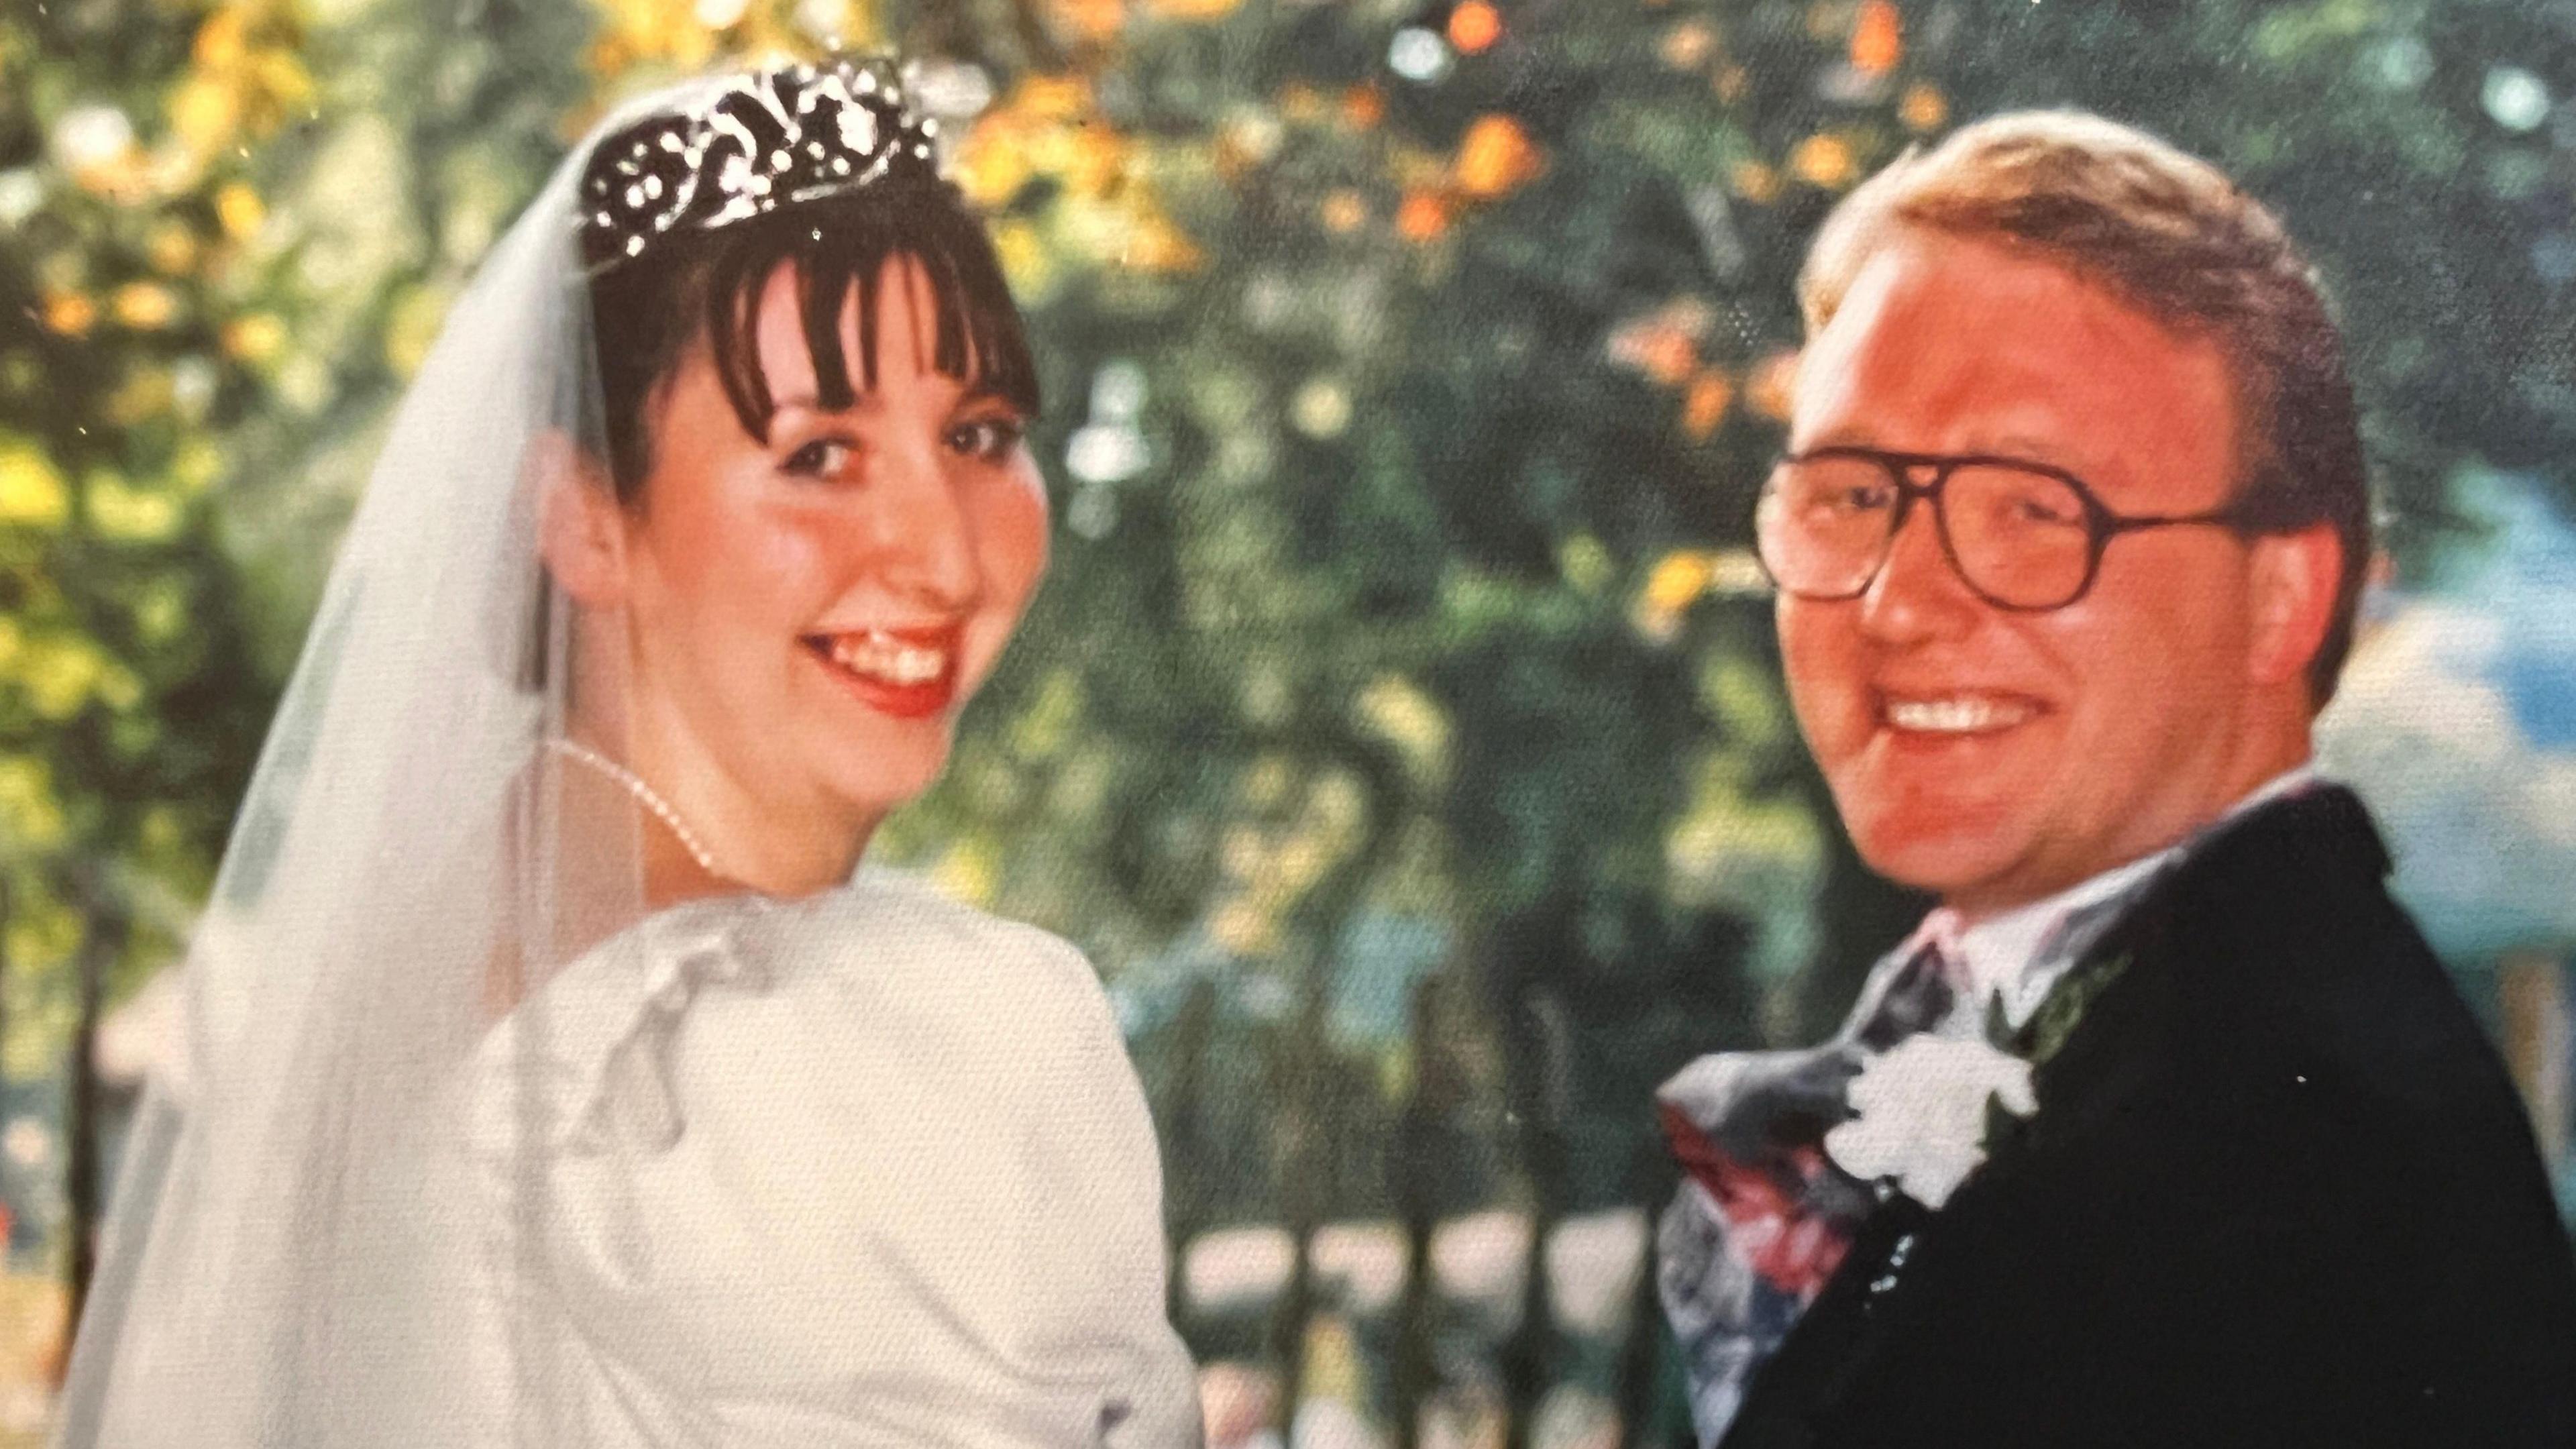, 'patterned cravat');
1655,939,1957,1444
